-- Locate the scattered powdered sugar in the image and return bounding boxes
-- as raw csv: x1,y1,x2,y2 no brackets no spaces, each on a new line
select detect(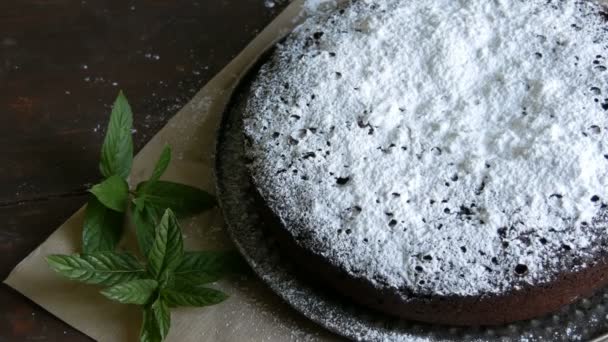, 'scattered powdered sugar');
302,0,337,14
243,0,608,296
264,0,334,14
264,0,290,9
216,71,608,341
